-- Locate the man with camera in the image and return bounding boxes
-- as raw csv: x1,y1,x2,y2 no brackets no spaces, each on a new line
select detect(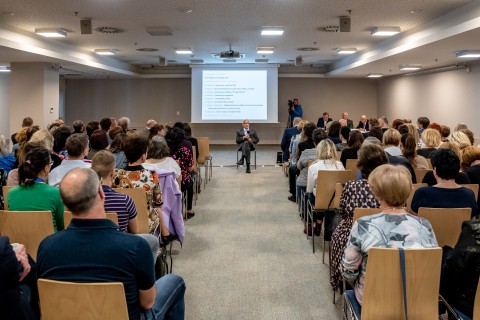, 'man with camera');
236,119,259,173
288,98,303,127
